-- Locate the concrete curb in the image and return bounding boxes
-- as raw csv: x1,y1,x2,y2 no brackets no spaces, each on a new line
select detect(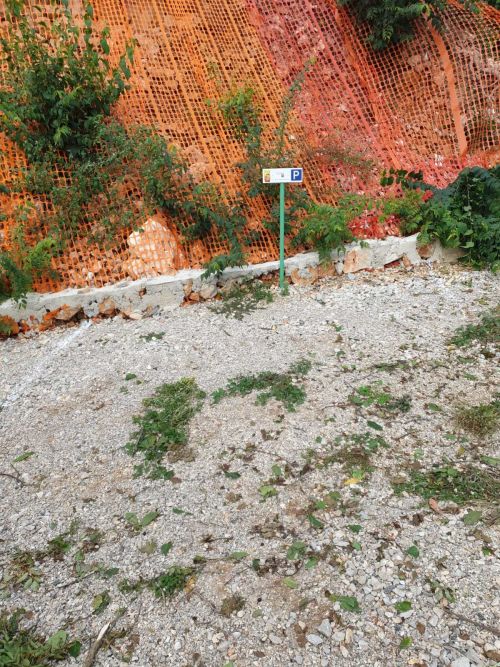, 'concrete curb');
0,235,462,328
